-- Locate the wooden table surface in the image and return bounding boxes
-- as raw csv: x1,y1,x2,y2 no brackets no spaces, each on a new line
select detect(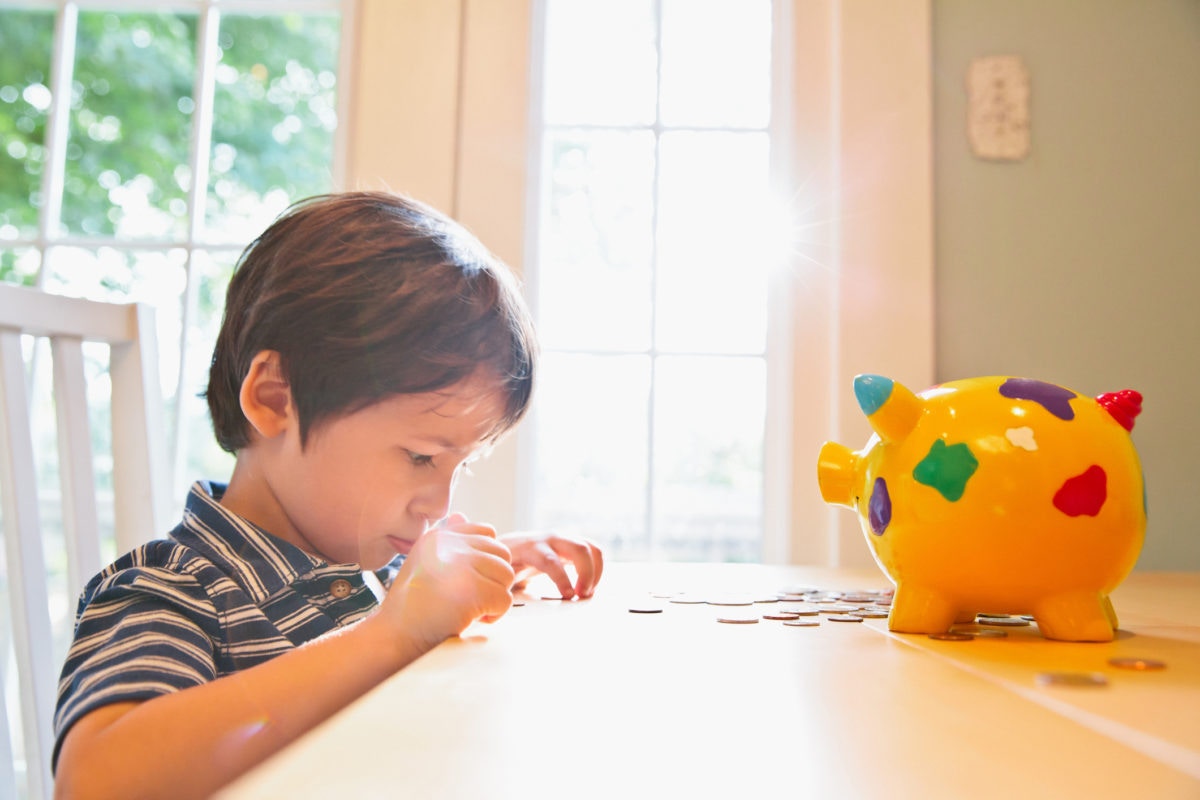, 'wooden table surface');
219,563,1200,799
